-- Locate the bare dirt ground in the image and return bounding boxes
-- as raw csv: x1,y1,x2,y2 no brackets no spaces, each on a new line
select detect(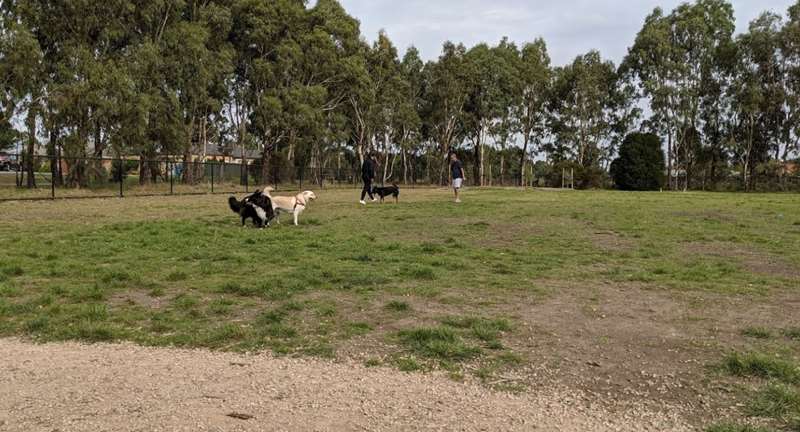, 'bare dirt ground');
0,338,692,432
